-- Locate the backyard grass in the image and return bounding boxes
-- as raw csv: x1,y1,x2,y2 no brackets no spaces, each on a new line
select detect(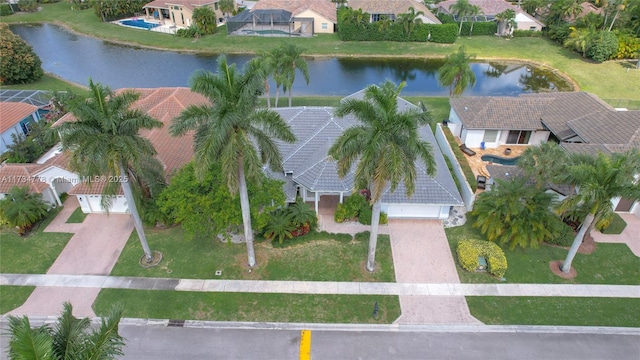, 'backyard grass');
0,73,88,94
0,208,72,274
2,2,639,101
601,212,627,234
110,226,395,282
93,290,400,323
0,286,35,314
445,214,640,285
467,297,640,327
65,207,87,223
